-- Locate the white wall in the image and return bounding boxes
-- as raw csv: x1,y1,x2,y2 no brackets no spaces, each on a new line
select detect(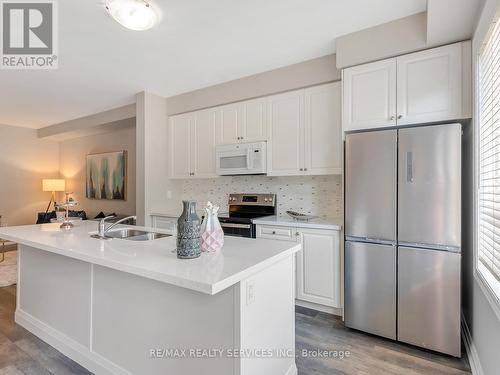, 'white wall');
463,1,500,375
335,3,482,69
0,124,60,225
165,54,340,115
336,12,428,69
427,0,484,46
59,125,136,219
136,92,180,226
